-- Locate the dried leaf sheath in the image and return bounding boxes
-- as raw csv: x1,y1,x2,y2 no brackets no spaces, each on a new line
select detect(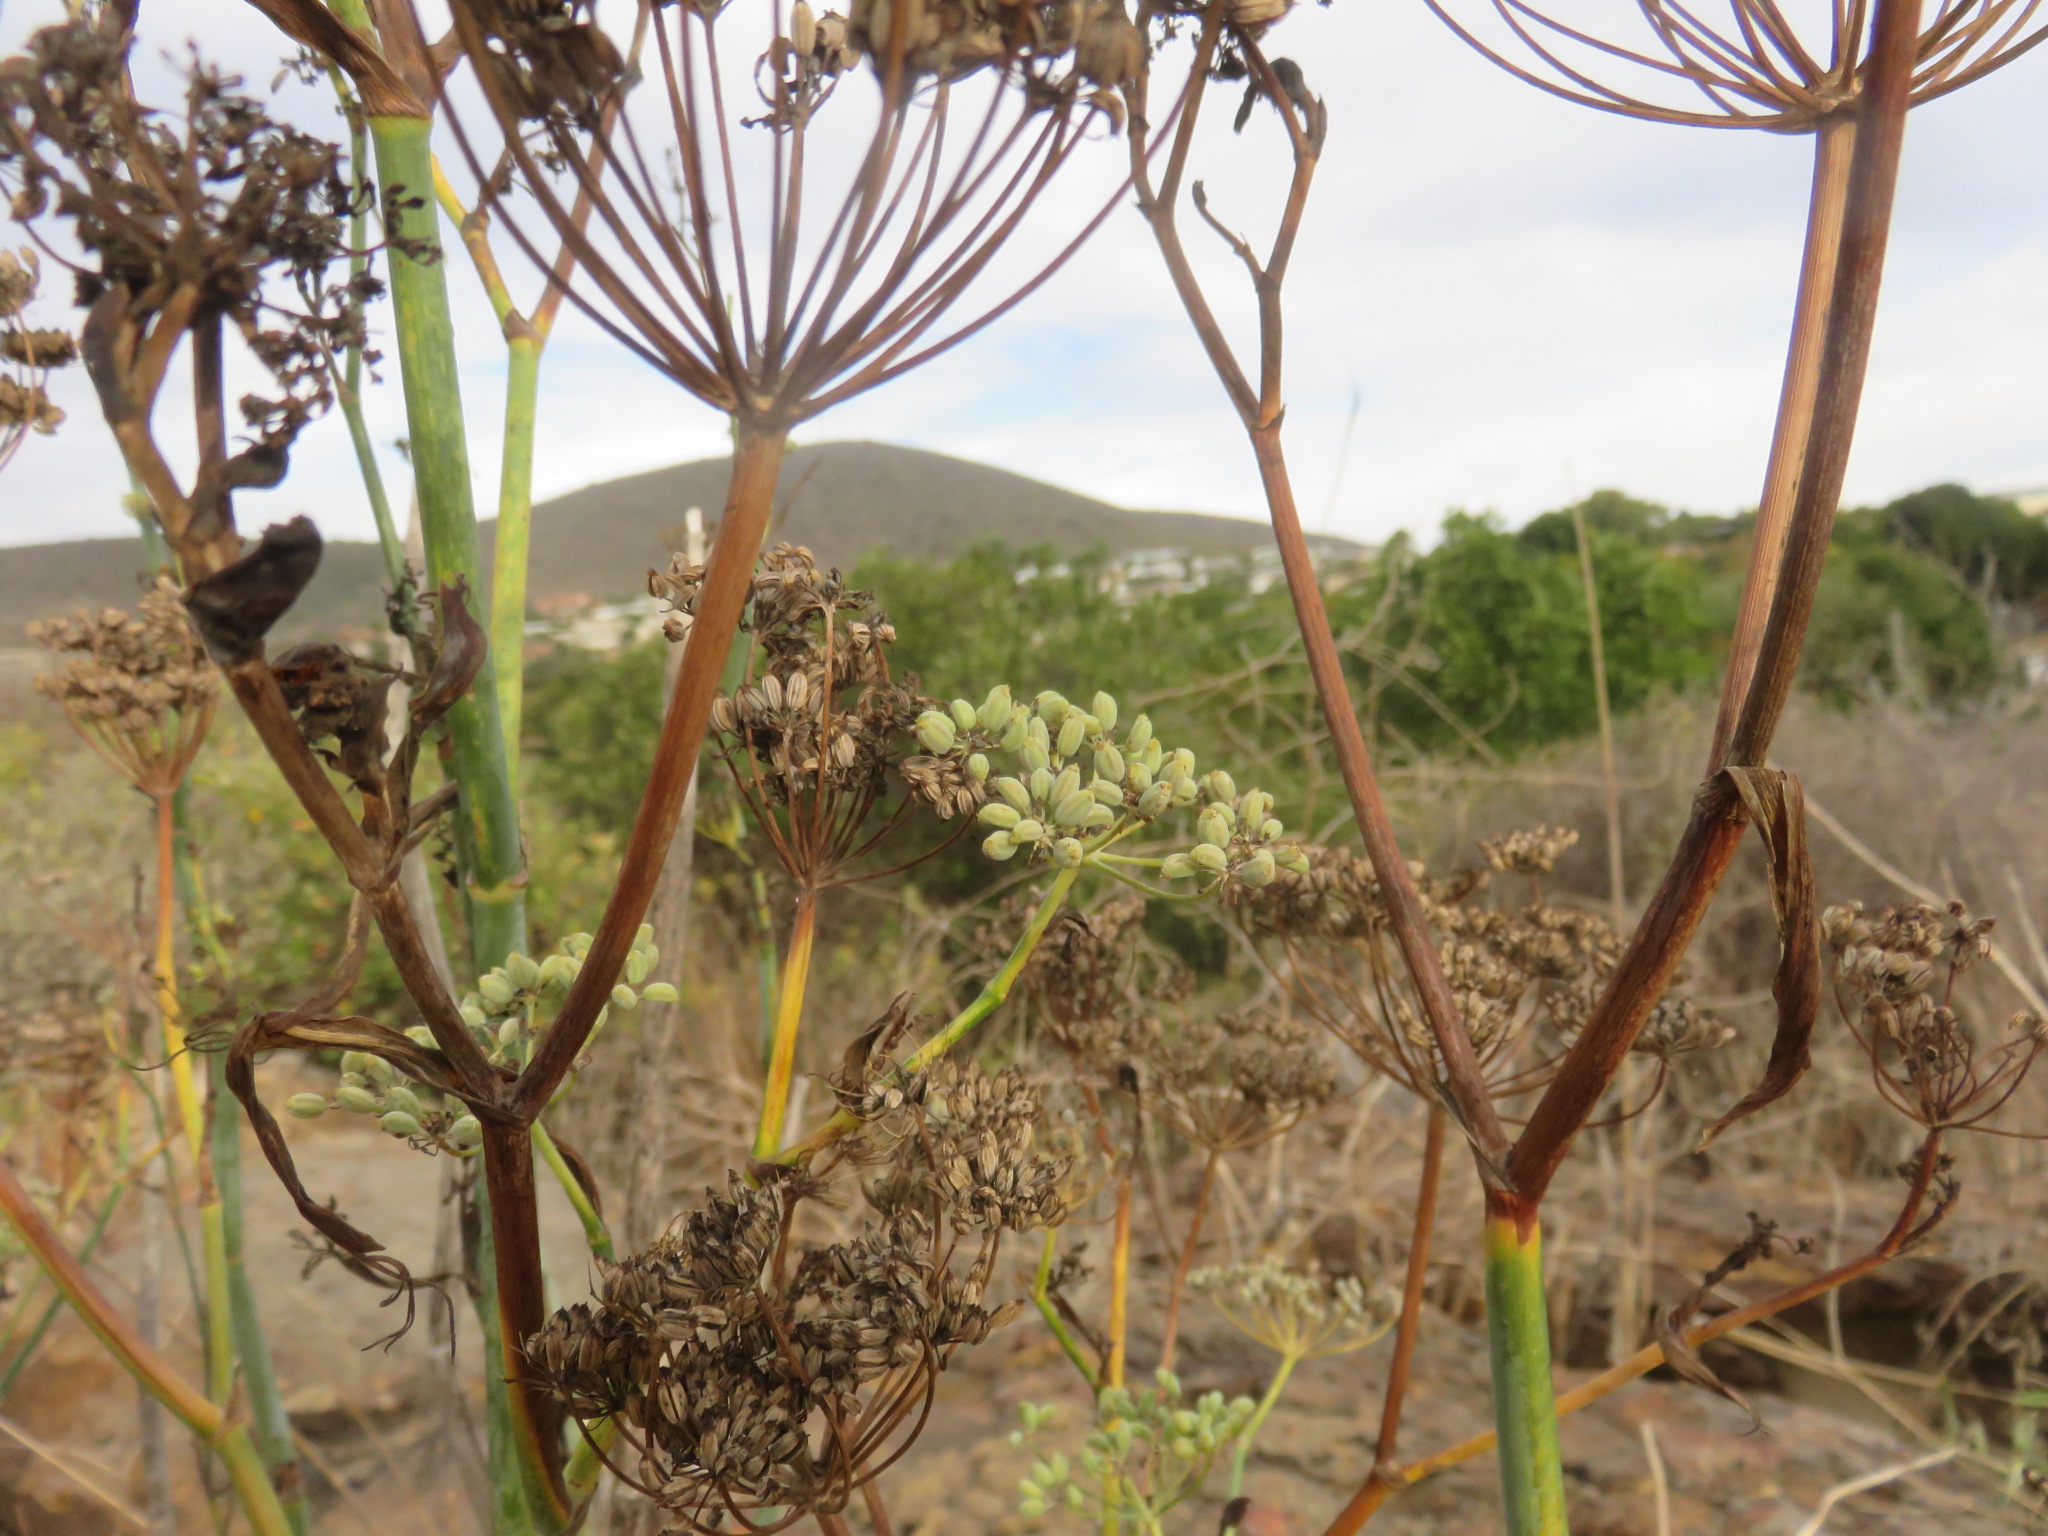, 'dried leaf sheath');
1696,768,1819,1147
